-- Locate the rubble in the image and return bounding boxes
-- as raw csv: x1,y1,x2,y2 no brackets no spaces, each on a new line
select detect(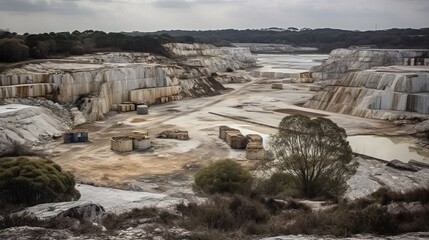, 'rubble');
156,130,189,140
